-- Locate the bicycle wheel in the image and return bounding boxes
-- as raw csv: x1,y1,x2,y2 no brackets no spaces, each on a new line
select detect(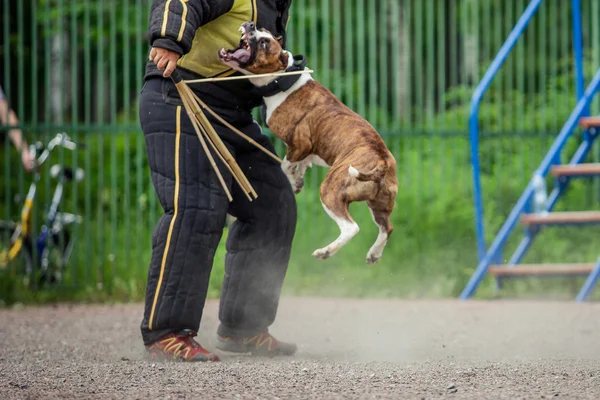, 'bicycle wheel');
40,228,71,285
0,221,34,285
